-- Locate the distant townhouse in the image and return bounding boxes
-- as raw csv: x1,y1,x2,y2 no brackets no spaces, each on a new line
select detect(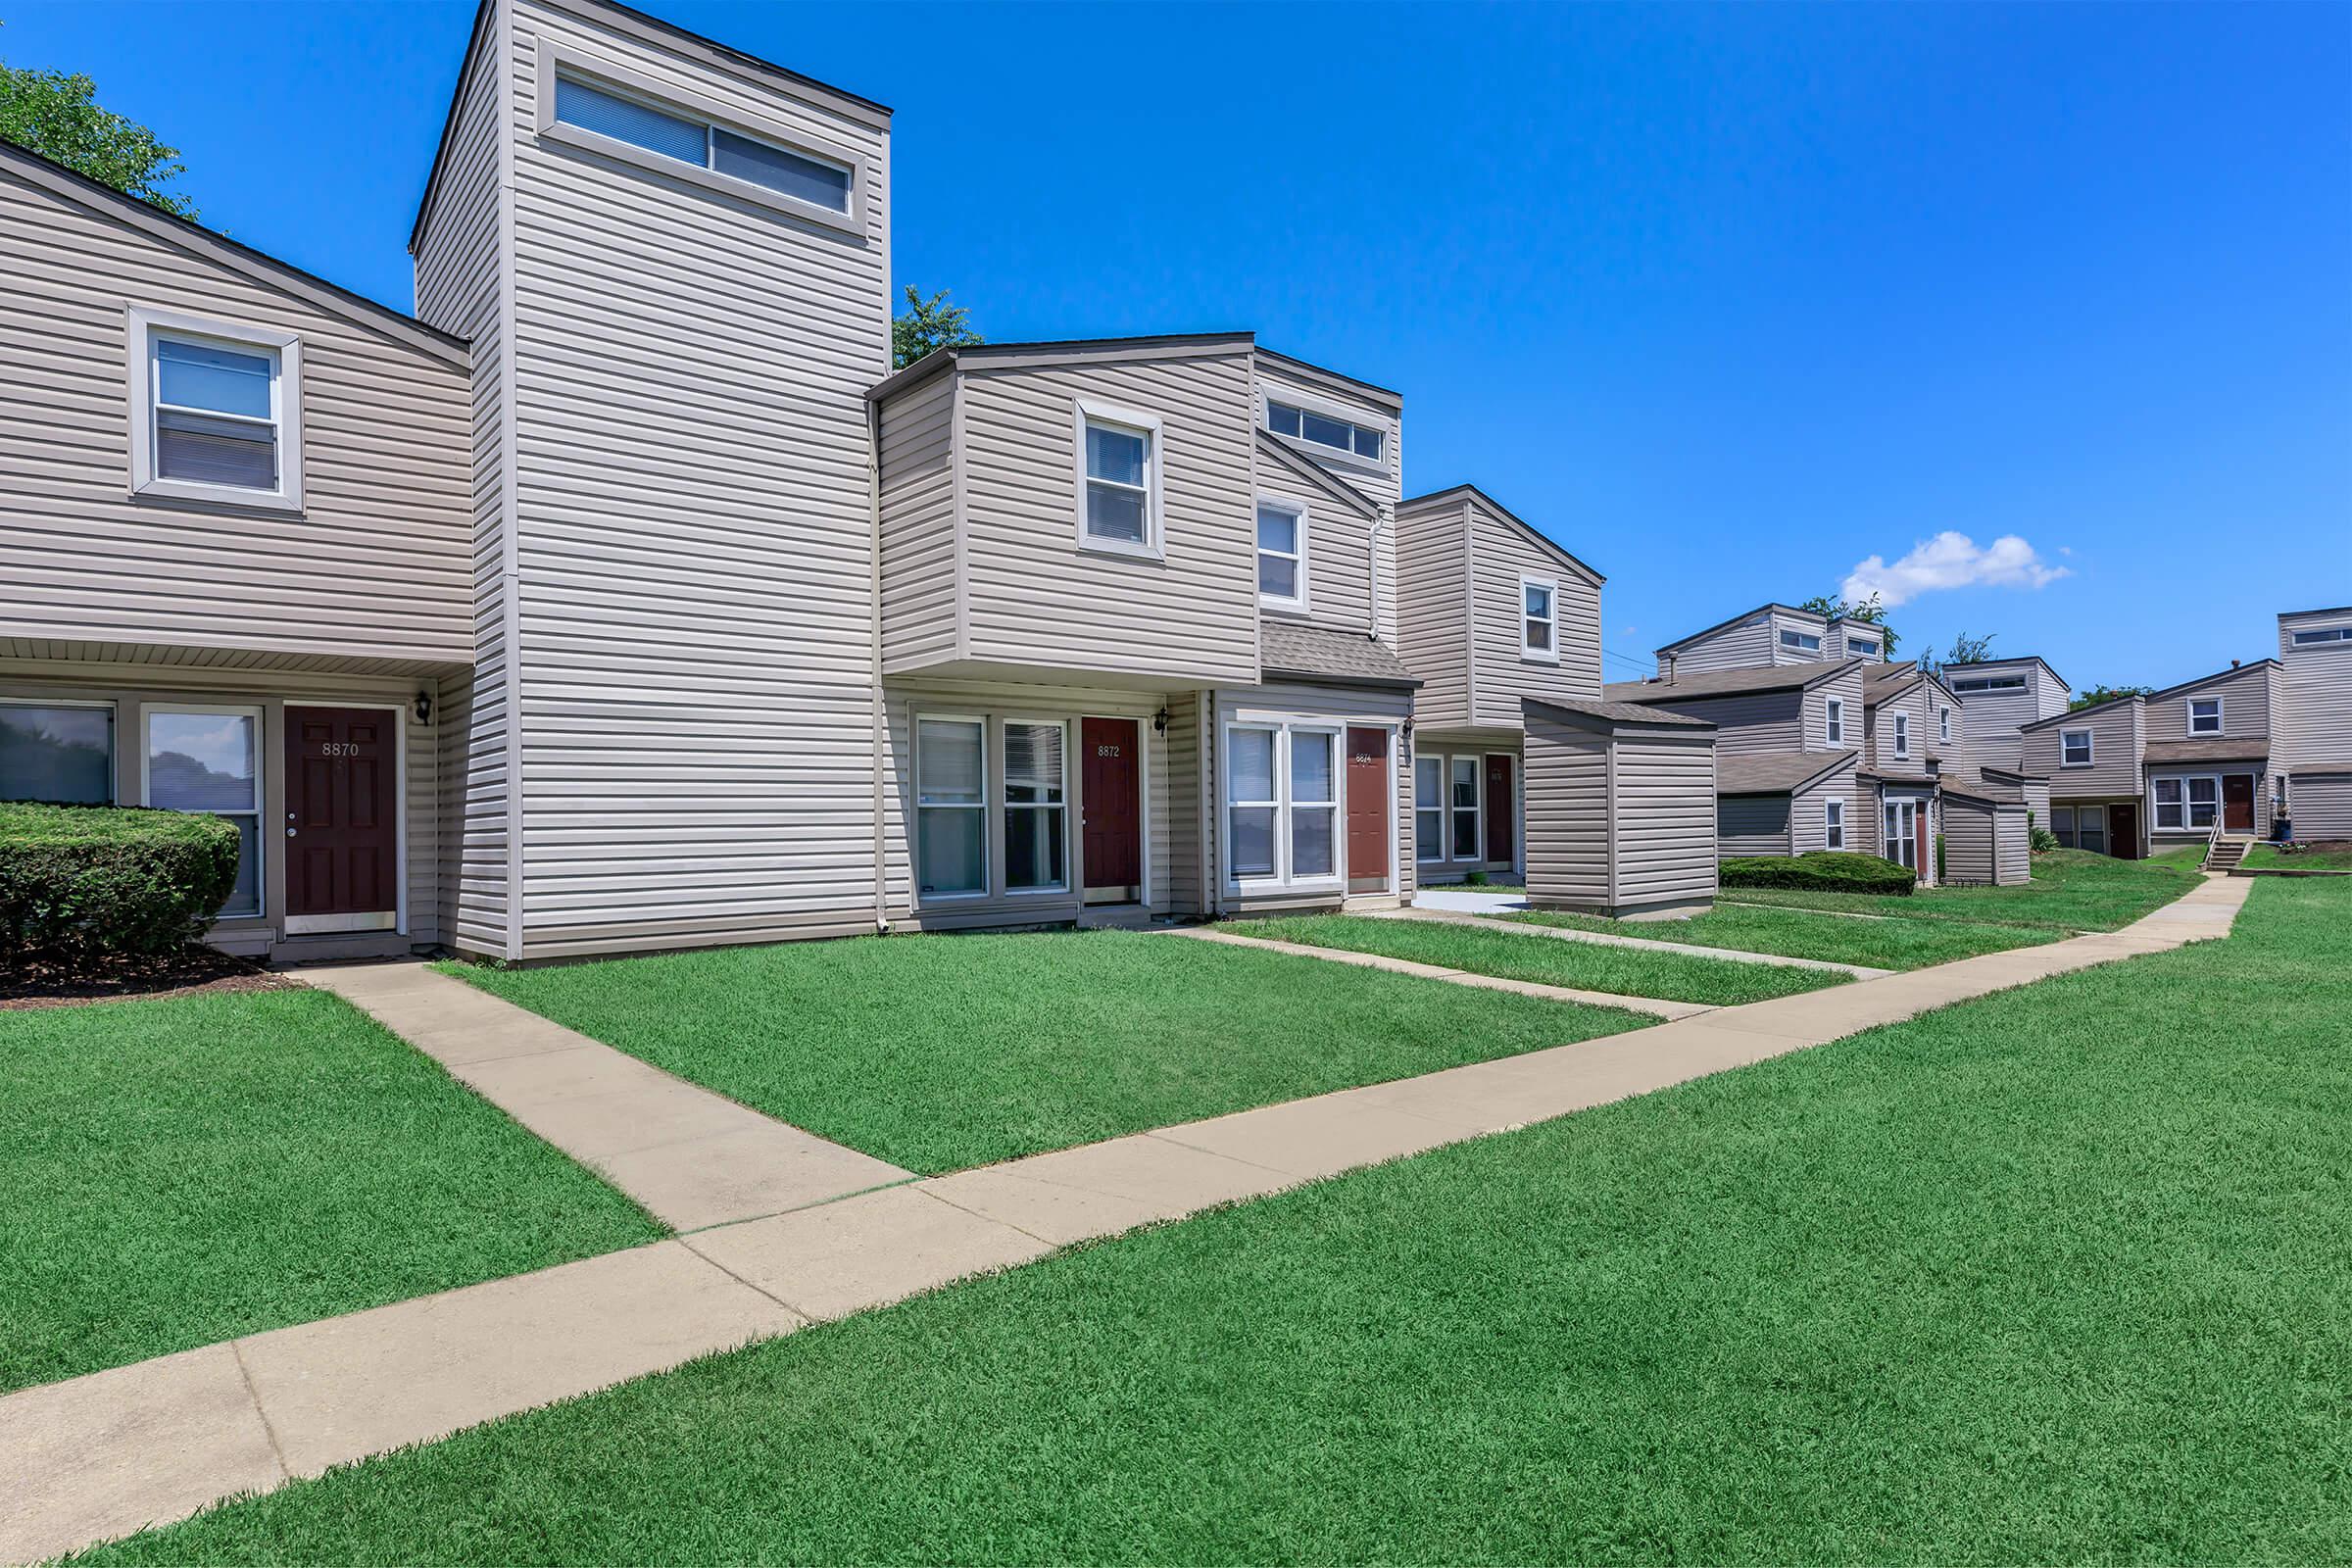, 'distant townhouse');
2277,606,2352,839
